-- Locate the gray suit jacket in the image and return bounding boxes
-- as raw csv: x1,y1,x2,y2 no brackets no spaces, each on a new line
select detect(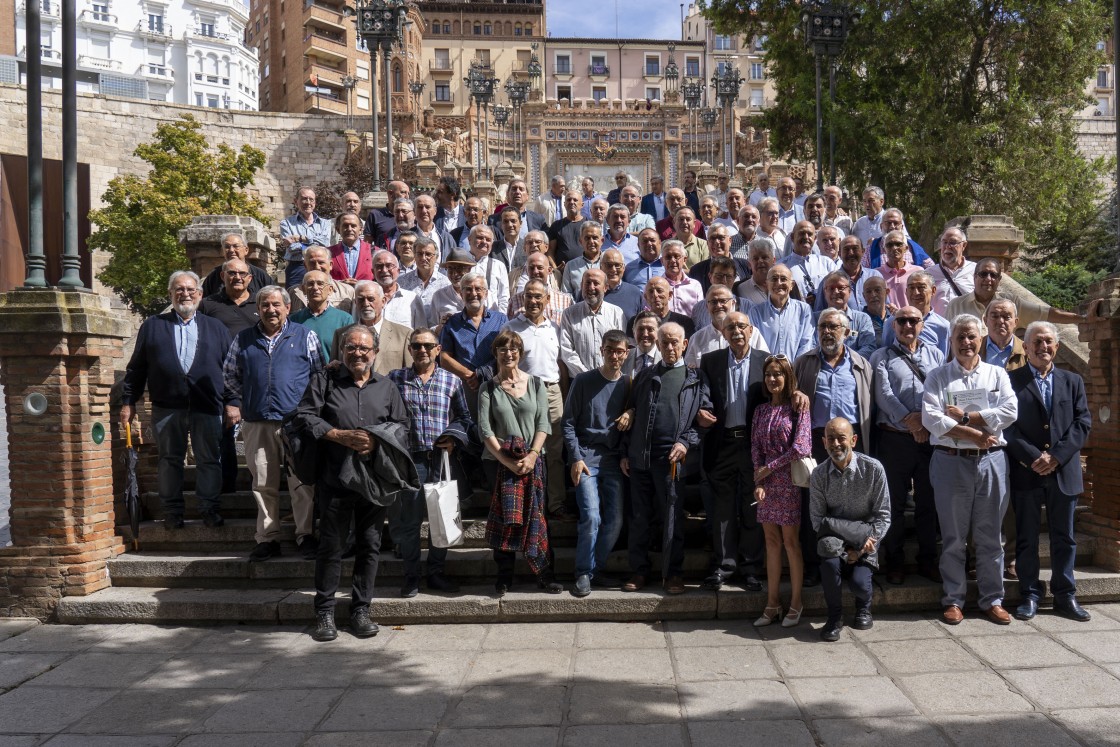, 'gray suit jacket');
794,347,875,448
